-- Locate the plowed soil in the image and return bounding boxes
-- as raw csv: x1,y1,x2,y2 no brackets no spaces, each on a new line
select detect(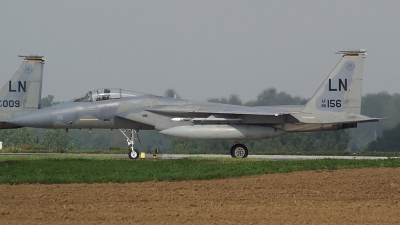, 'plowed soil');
1,168,400,224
